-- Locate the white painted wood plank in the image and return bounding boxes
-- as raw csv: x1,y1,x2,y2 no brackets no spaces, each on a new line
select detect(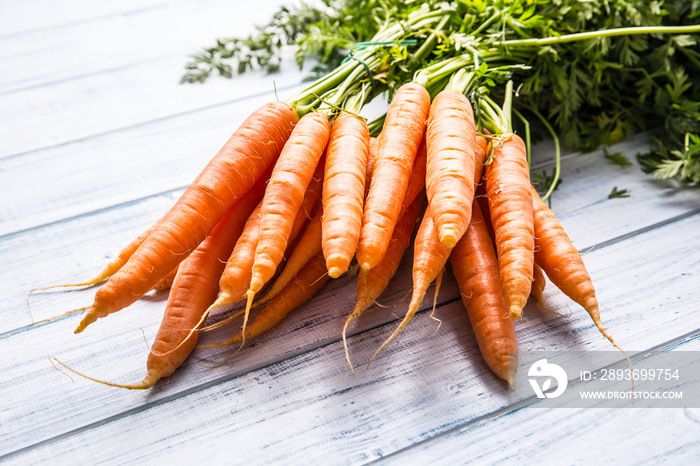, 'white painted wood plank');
2,211,698,461
0,0,307,163
0,84,303,237
0,56,304,159
0,0,295,94
0,0,166,37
